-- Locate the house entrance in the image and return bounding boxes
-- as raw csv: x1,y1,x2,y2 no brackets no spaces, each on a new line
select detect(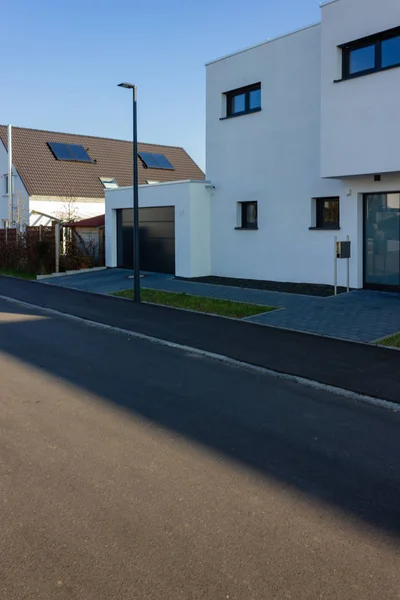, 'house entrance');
364,193,400,290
